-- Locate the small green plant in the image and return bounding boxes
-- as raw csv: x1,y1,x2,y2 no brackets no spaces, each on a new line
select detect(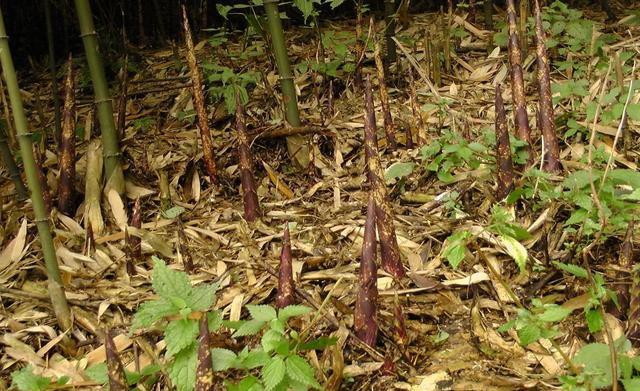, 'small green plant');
85,257,332,391
124,257,221,391
202,63,259,114
11,366,68,391
420,130,486,183
499,298,573,346
219,304,336,390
